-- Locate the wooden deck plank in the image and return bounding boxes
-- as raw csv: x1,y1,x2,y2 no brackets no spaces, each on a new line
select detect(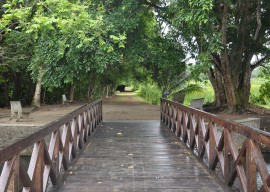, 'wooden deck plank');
59,121,230,191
